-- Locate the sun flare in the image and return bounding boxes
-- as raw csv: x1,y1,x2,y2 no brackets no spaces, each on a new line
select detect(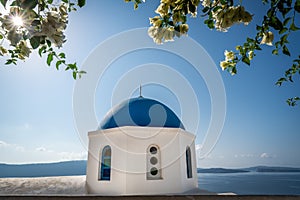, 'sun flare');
12,16,23,26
